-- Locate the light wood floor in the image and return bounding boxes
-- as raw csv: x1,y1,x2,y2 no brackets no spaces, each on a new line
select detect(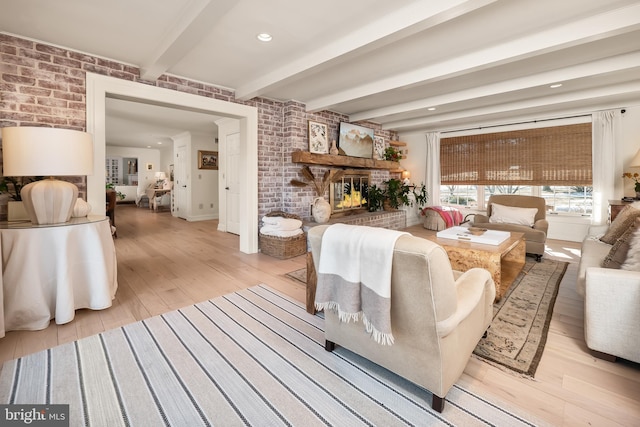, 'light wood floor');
1,205,639,426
